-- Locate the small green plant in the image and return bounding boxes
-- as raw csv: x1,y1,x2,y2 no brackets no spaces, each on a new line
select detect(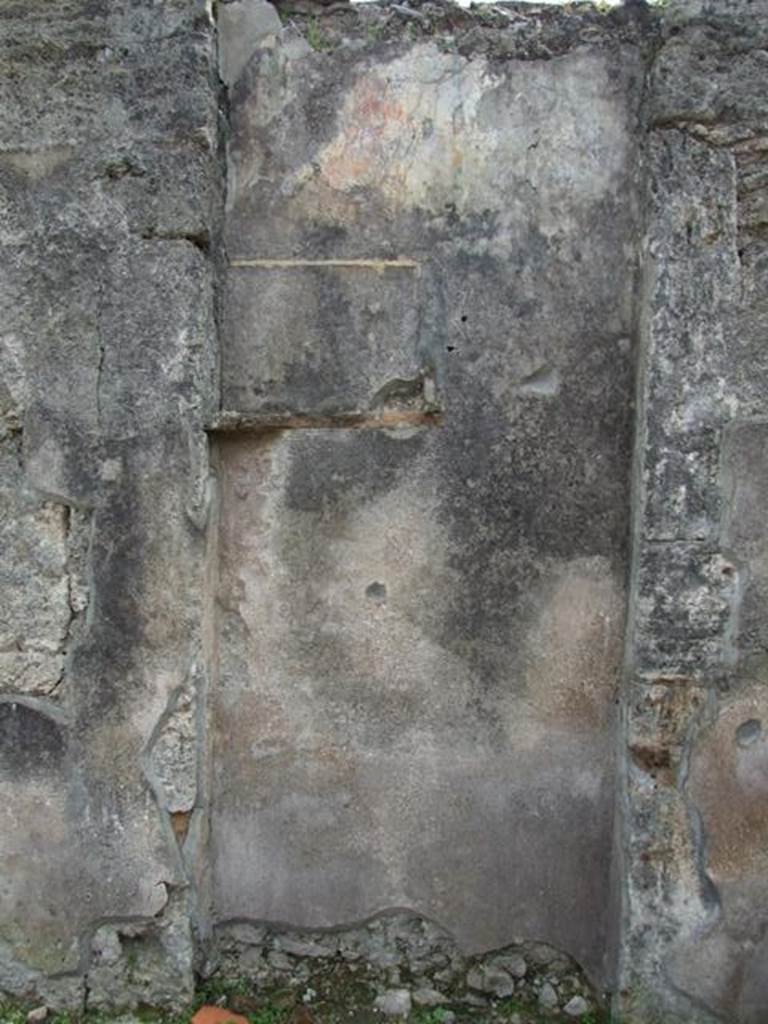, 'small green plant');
248,1007,290,1024
306,19,330,53
411,1009,451,1024
366,20,384,44
497,996,525,1016
0,1003,28,1024
195,974,251,1006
